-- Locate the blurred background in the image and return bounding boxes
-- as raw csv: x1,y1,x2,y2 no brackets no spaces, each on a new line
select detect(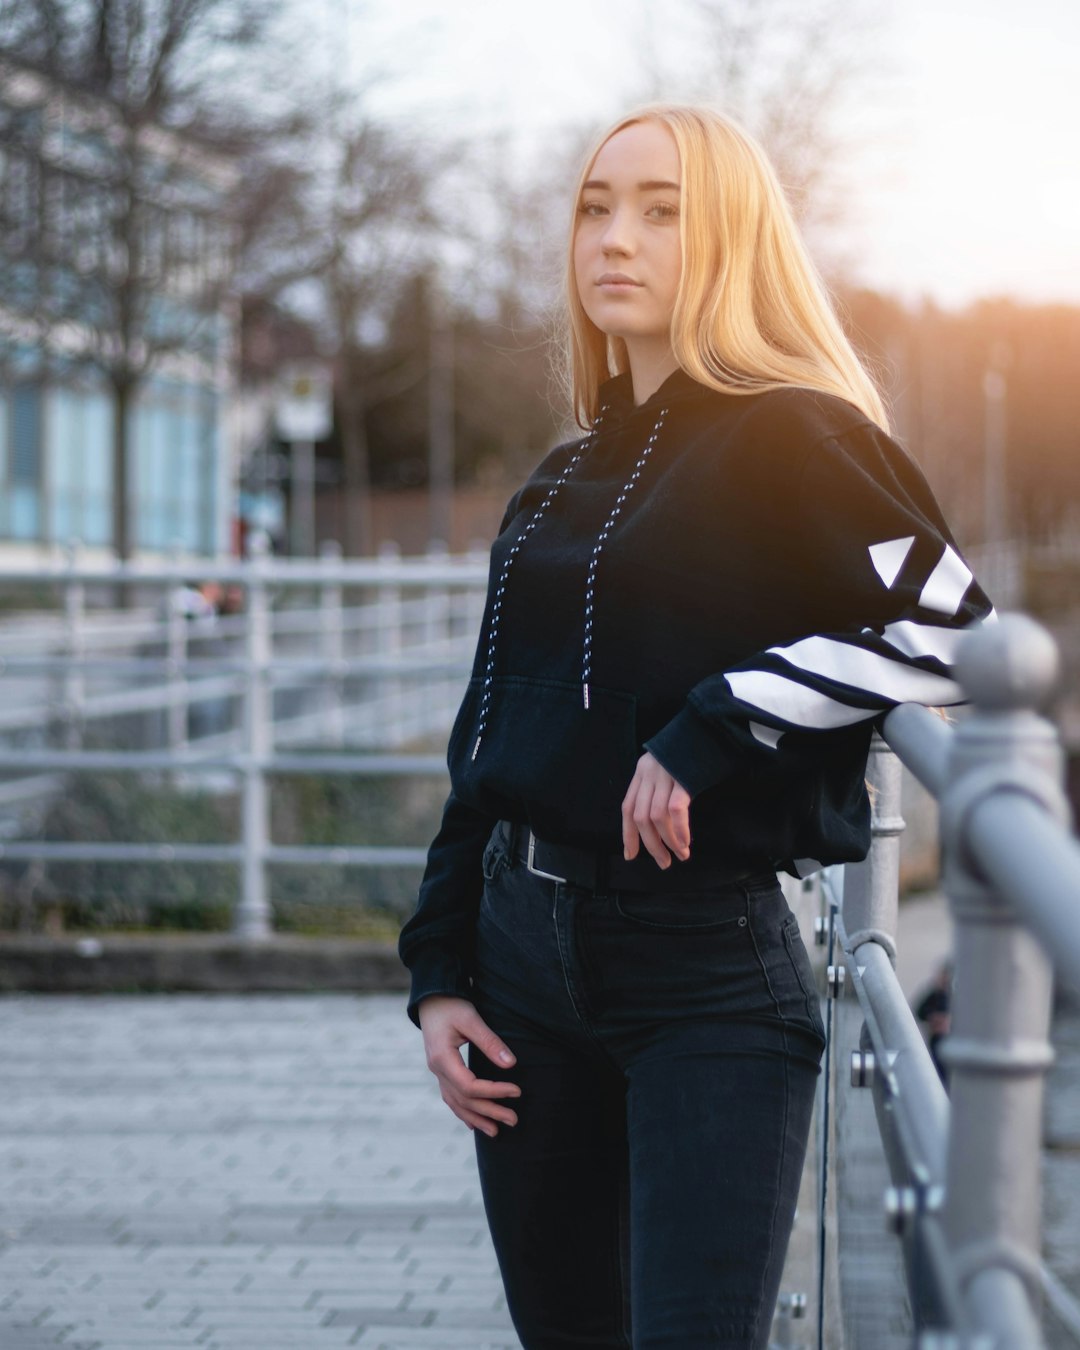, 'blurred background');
0,0,1078,939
